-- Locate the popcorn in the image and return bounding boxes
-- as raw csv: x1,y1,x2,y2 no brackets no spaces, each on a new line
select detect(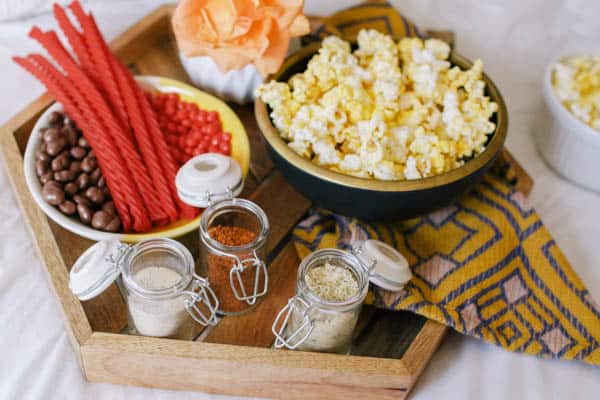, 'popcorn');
313,138,341,166
257,29,498,181
552,55,600,131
